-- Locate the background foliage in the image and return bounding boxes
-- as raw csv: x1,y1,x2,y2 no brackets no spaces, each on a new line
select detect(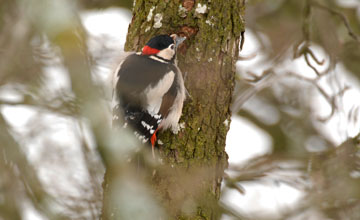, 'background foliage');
0,0,359,219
